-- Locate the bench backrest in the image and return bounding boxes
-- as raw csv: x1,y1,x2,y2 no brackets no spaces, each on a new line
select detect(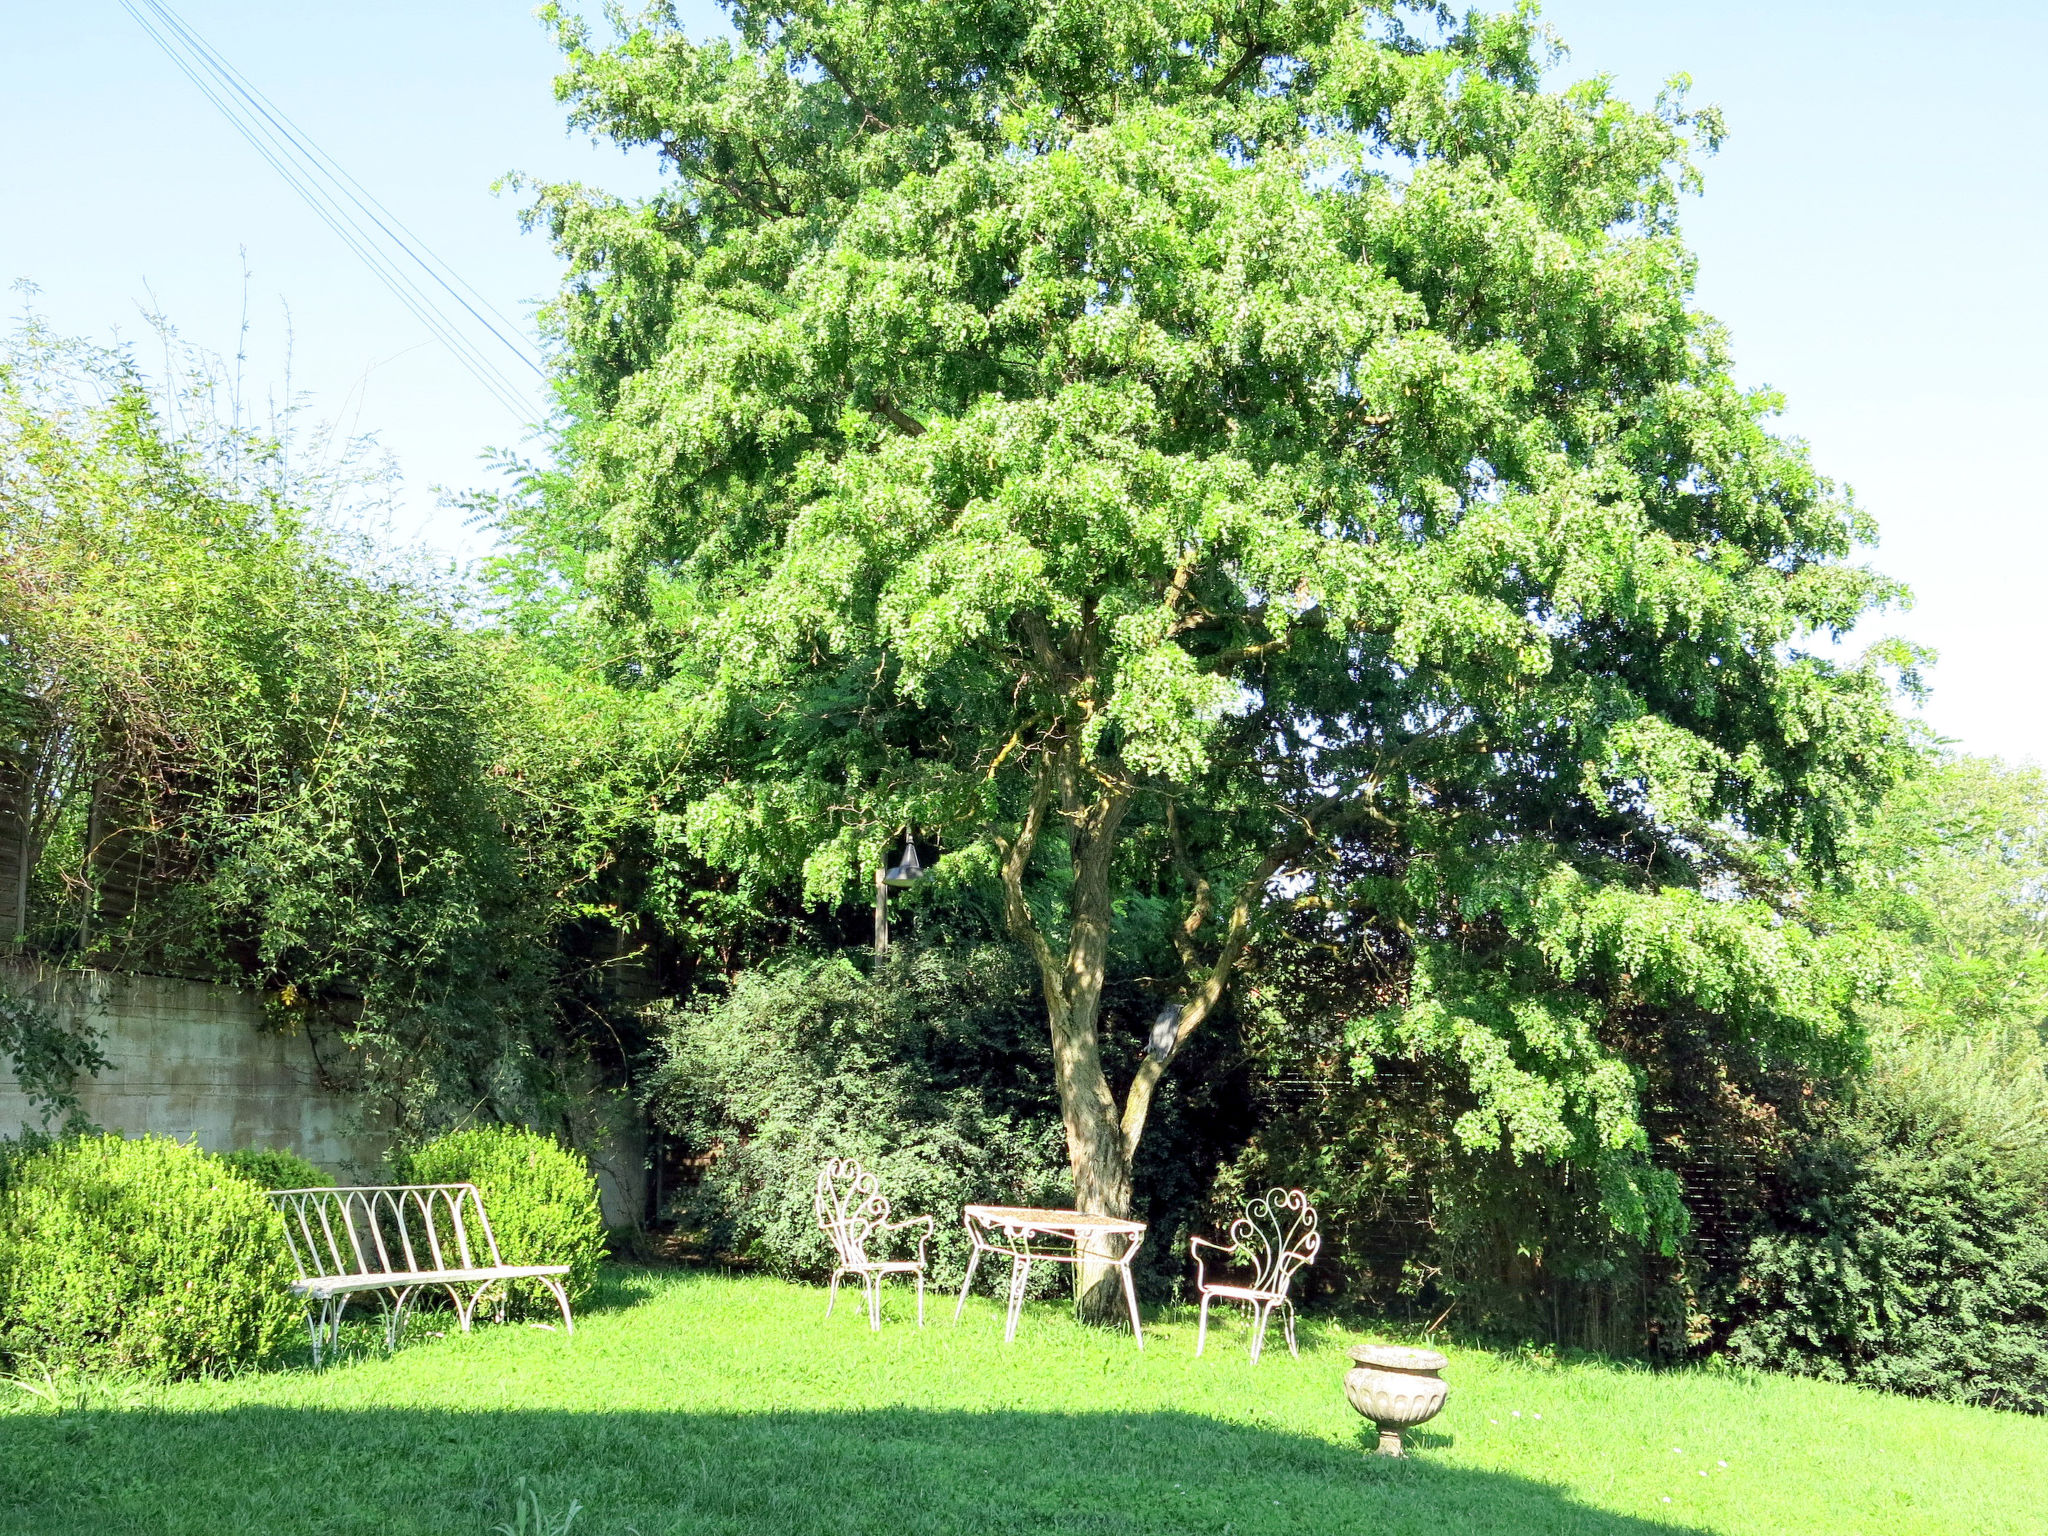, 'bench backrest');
267,1184,506,1281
